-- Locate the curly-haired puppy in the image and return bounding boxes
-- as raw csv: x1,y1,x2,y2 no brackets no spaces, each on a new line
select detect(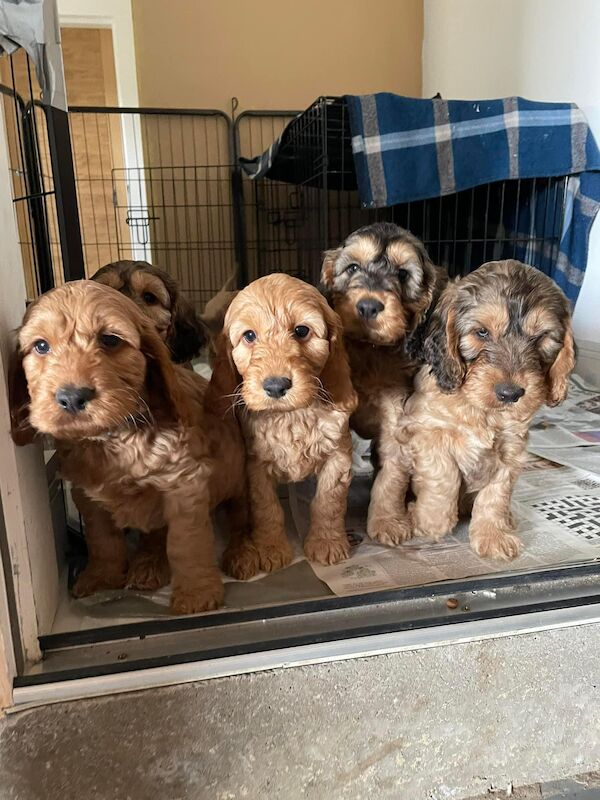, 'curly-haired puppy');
92,260,206,364
10,281,246,614
321,222,446,545
402,260,575,560
214,273,357,577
